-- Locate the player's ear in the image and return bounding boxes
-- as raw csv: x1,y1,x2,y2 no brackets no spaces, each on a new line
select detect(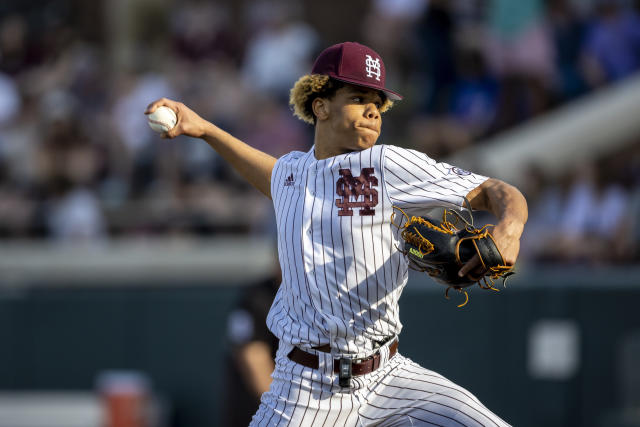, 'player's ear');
312,97,330,121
